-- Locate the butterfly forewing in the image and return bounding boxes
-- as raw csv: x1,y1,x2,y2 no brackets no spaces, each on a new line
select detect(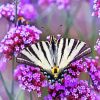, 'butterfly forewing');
57,38,91,70
16,41,54,72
